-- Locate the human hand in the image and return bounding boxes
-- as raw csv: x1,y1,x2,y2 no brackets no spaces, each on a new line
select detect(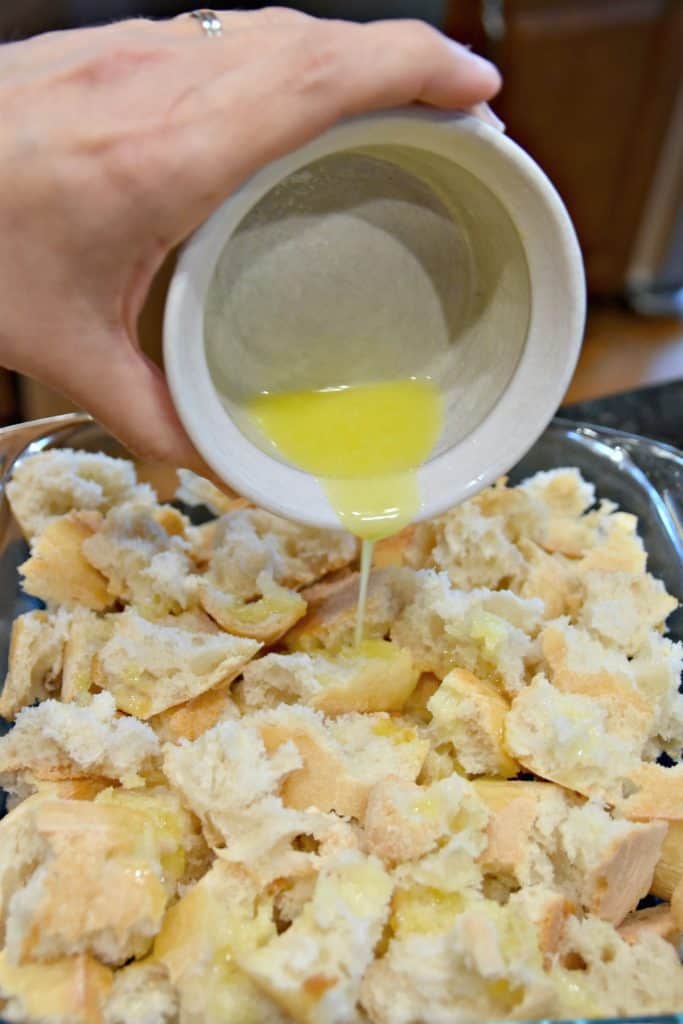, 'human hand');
0,8,500,473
